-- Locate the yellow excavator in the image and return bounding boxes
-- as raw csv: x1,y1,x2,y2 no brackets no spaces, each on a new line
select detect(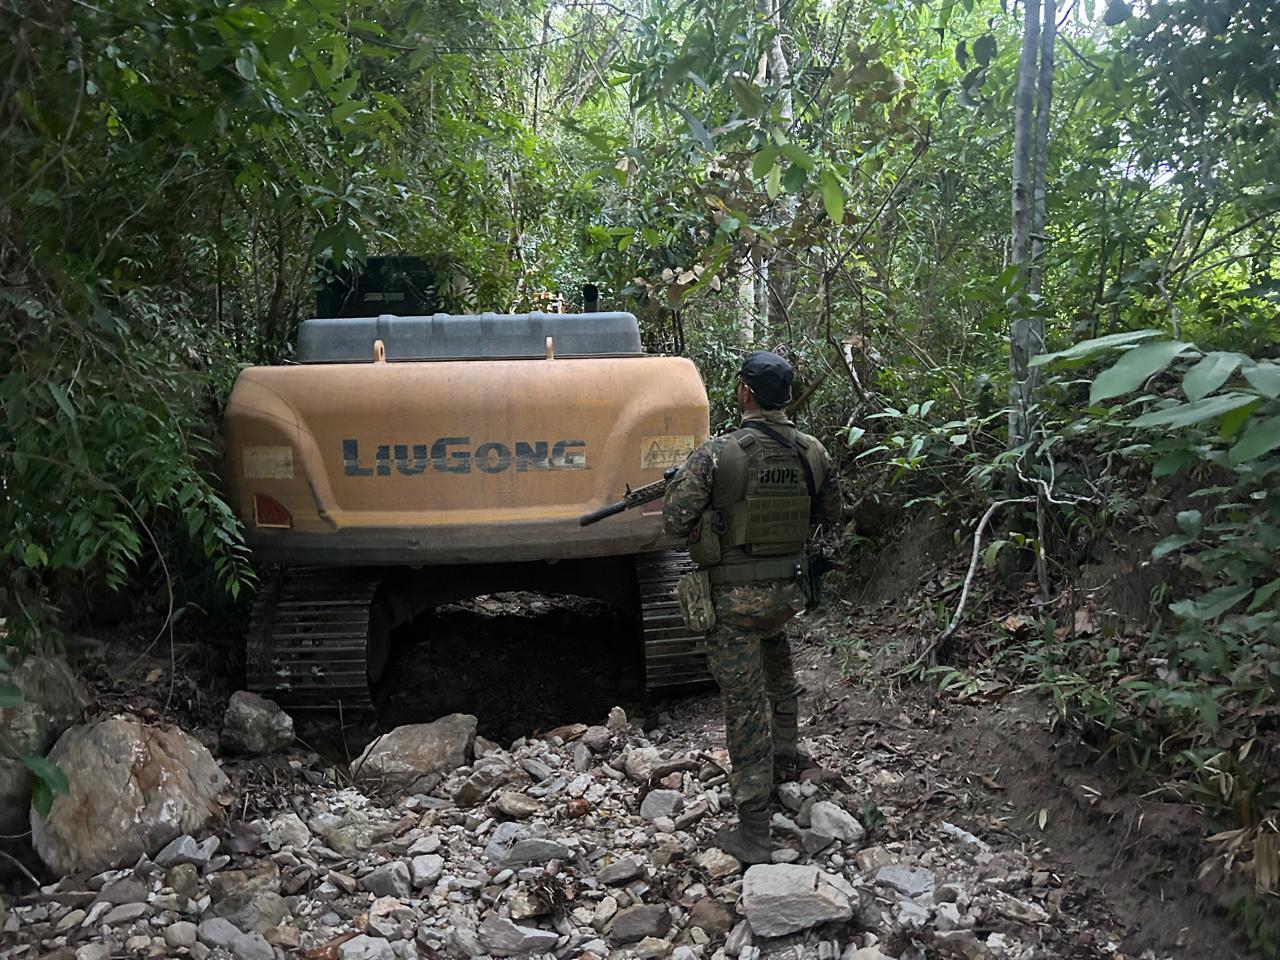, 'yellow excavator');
222,260,711,711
